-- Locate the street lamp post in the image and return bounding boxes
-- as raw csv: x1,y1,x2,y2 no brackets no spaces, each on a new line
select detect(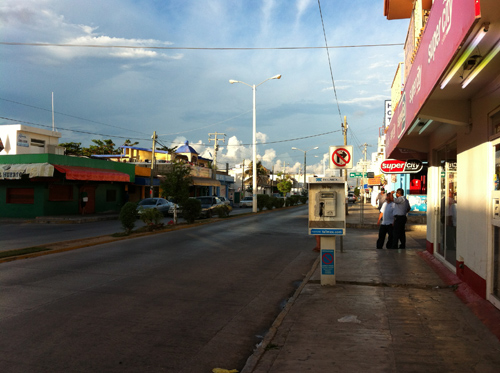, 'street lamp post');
291,146,319,190
229,74,281,213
